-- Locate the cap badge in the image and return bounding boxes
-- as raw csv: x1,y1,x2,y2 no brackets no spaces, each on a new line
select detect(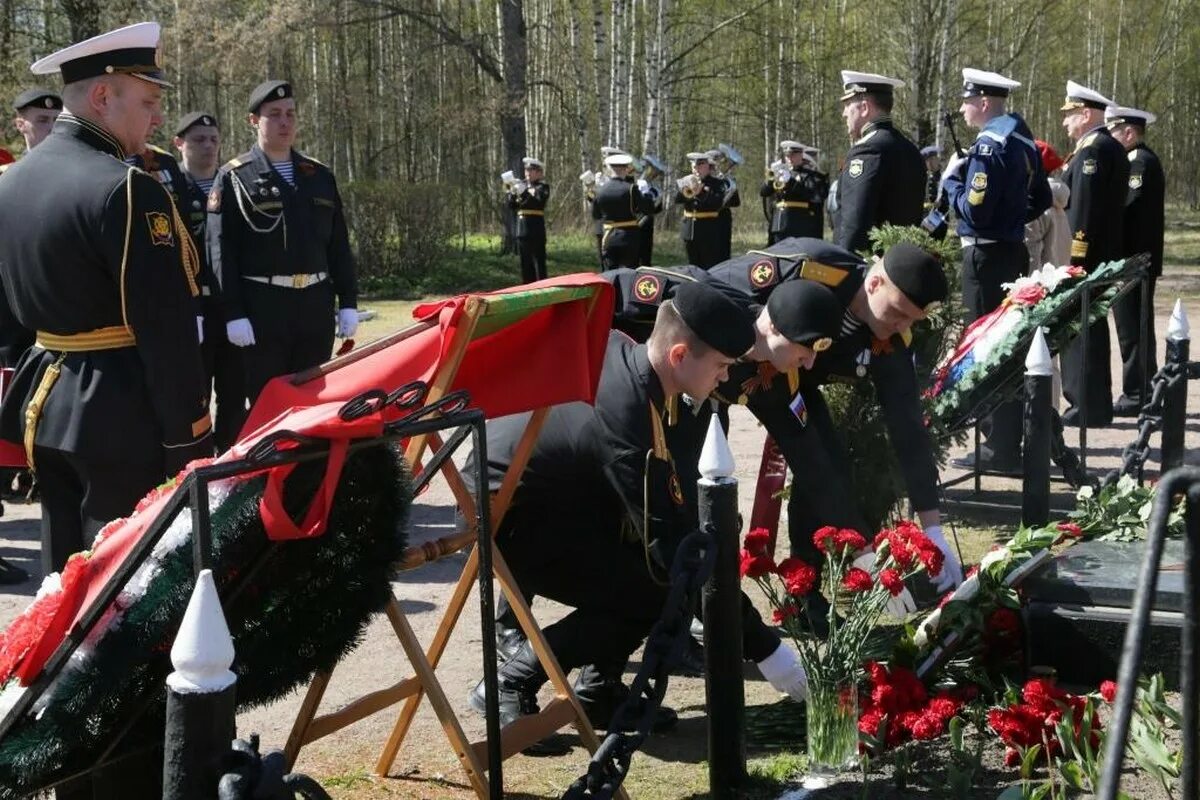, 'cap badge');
848,158,864,178
276,86,285,97
632,274,662,304
749,259,776,289
812,337,833,353
43,97,52,108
